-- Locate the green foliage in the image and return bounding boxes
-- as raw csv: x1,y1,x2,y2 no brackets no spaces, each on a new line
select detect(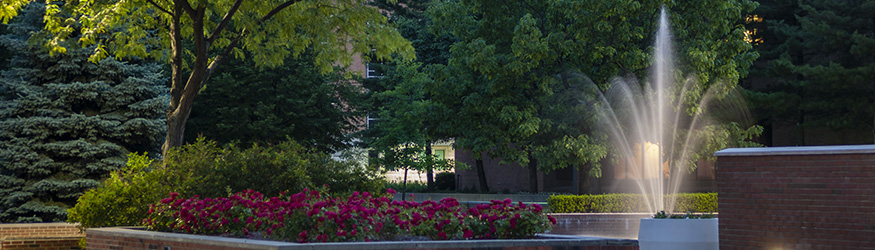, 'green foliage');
163,138,385,198
185,51,364,151
744,0,875,145
46,0,414,71
672,193,718,213
0,0,27,24
547,193,717,213
67,153,167,229
362,0,457,189
67,139,385,229
386,181,429,193
422,0,757,192
0,4,166,222
434,172,455,191
41,0,414,154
